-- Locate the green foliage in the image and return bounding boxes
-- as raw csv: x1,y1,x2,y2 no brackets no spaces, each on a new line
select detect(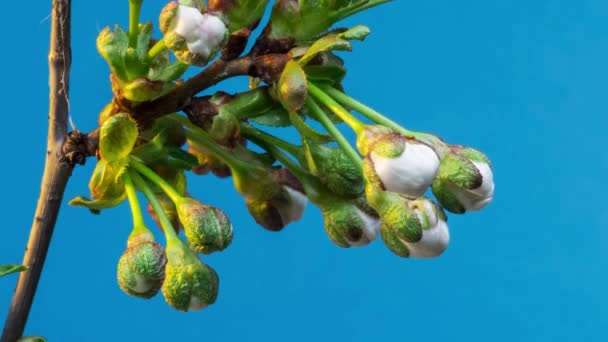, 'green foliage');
0,264,27,277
